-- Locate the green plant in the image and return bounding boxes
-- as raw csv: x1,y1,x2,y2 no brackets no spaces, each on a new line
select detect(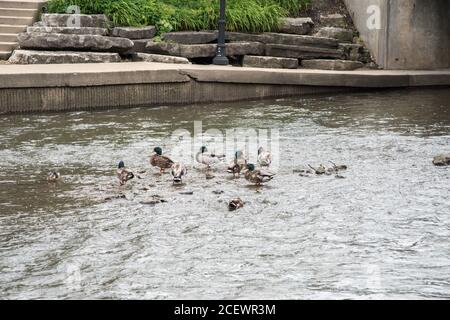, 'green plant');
47,0,312,33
